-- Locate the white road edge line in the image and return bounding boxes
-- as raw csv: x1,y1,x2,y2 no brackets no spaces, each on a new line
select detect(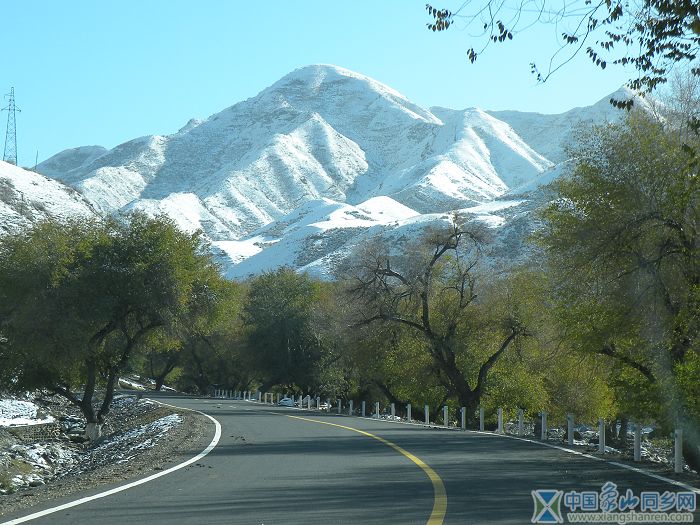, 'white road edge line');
0,400,222,525
253,402,700,495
